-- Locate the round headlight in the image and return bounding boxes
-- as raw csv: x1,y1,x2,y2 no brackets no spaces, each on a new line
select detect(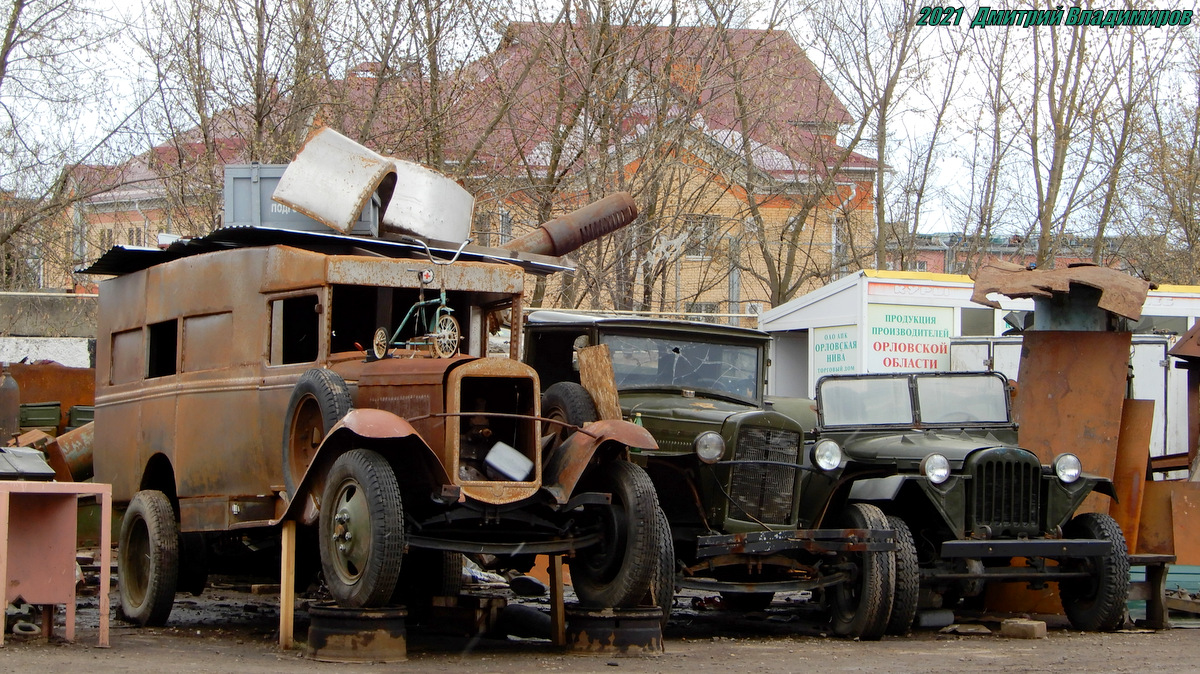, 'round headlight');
811,439,842,471
694,431,726,464
921,453,951,485
1053,453,1082,484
